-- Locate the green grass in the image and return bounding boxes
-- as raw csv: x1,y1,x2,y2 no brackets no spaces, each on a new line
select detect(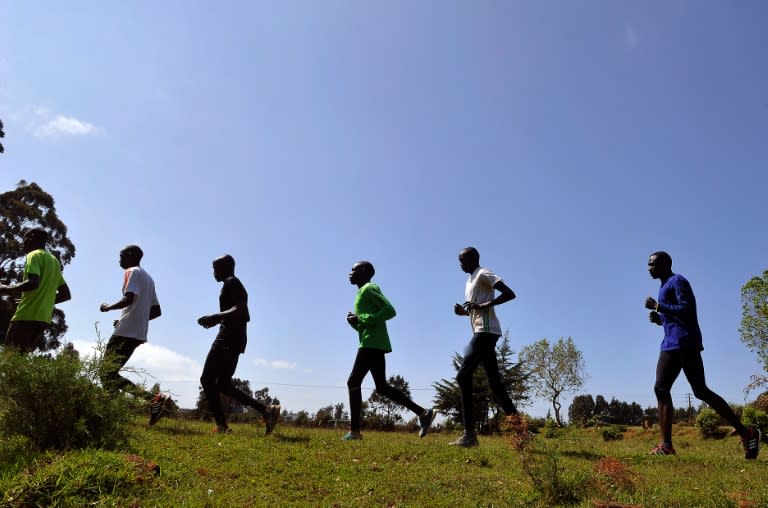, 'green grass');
2,421,767,507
